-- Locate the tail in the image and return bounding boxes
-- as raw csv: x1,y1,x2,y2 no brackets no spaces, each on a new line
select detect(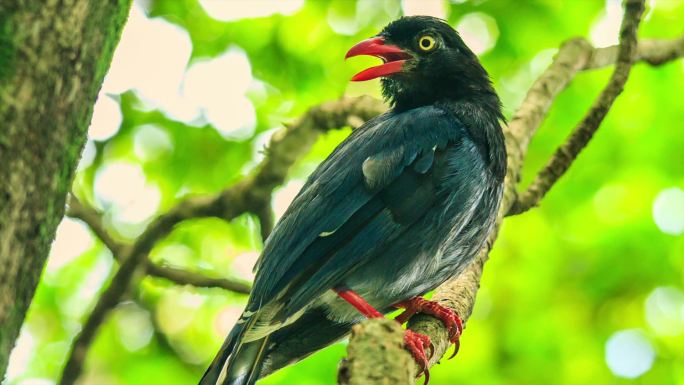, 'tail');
199,317,269,385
